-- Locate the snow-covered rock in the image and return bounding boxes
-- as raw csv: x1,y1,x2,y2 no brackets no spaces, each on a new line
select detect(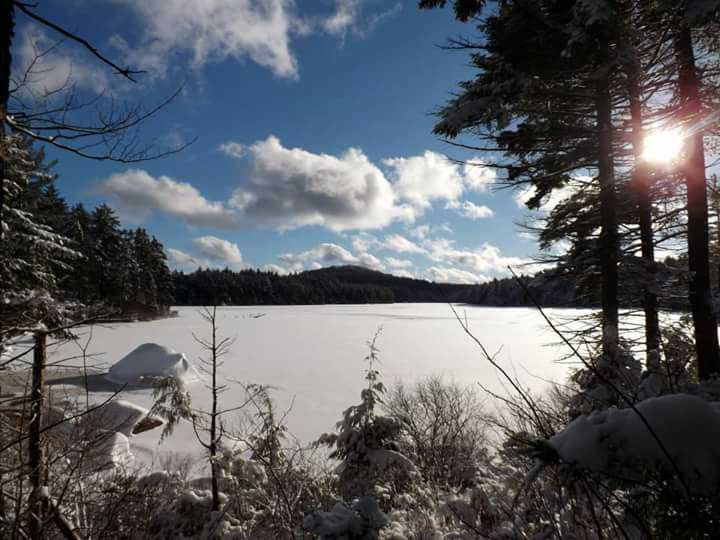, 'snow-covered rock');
107,343,198,384
79,399,163,437
83,430,133,472
550,394,720,495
